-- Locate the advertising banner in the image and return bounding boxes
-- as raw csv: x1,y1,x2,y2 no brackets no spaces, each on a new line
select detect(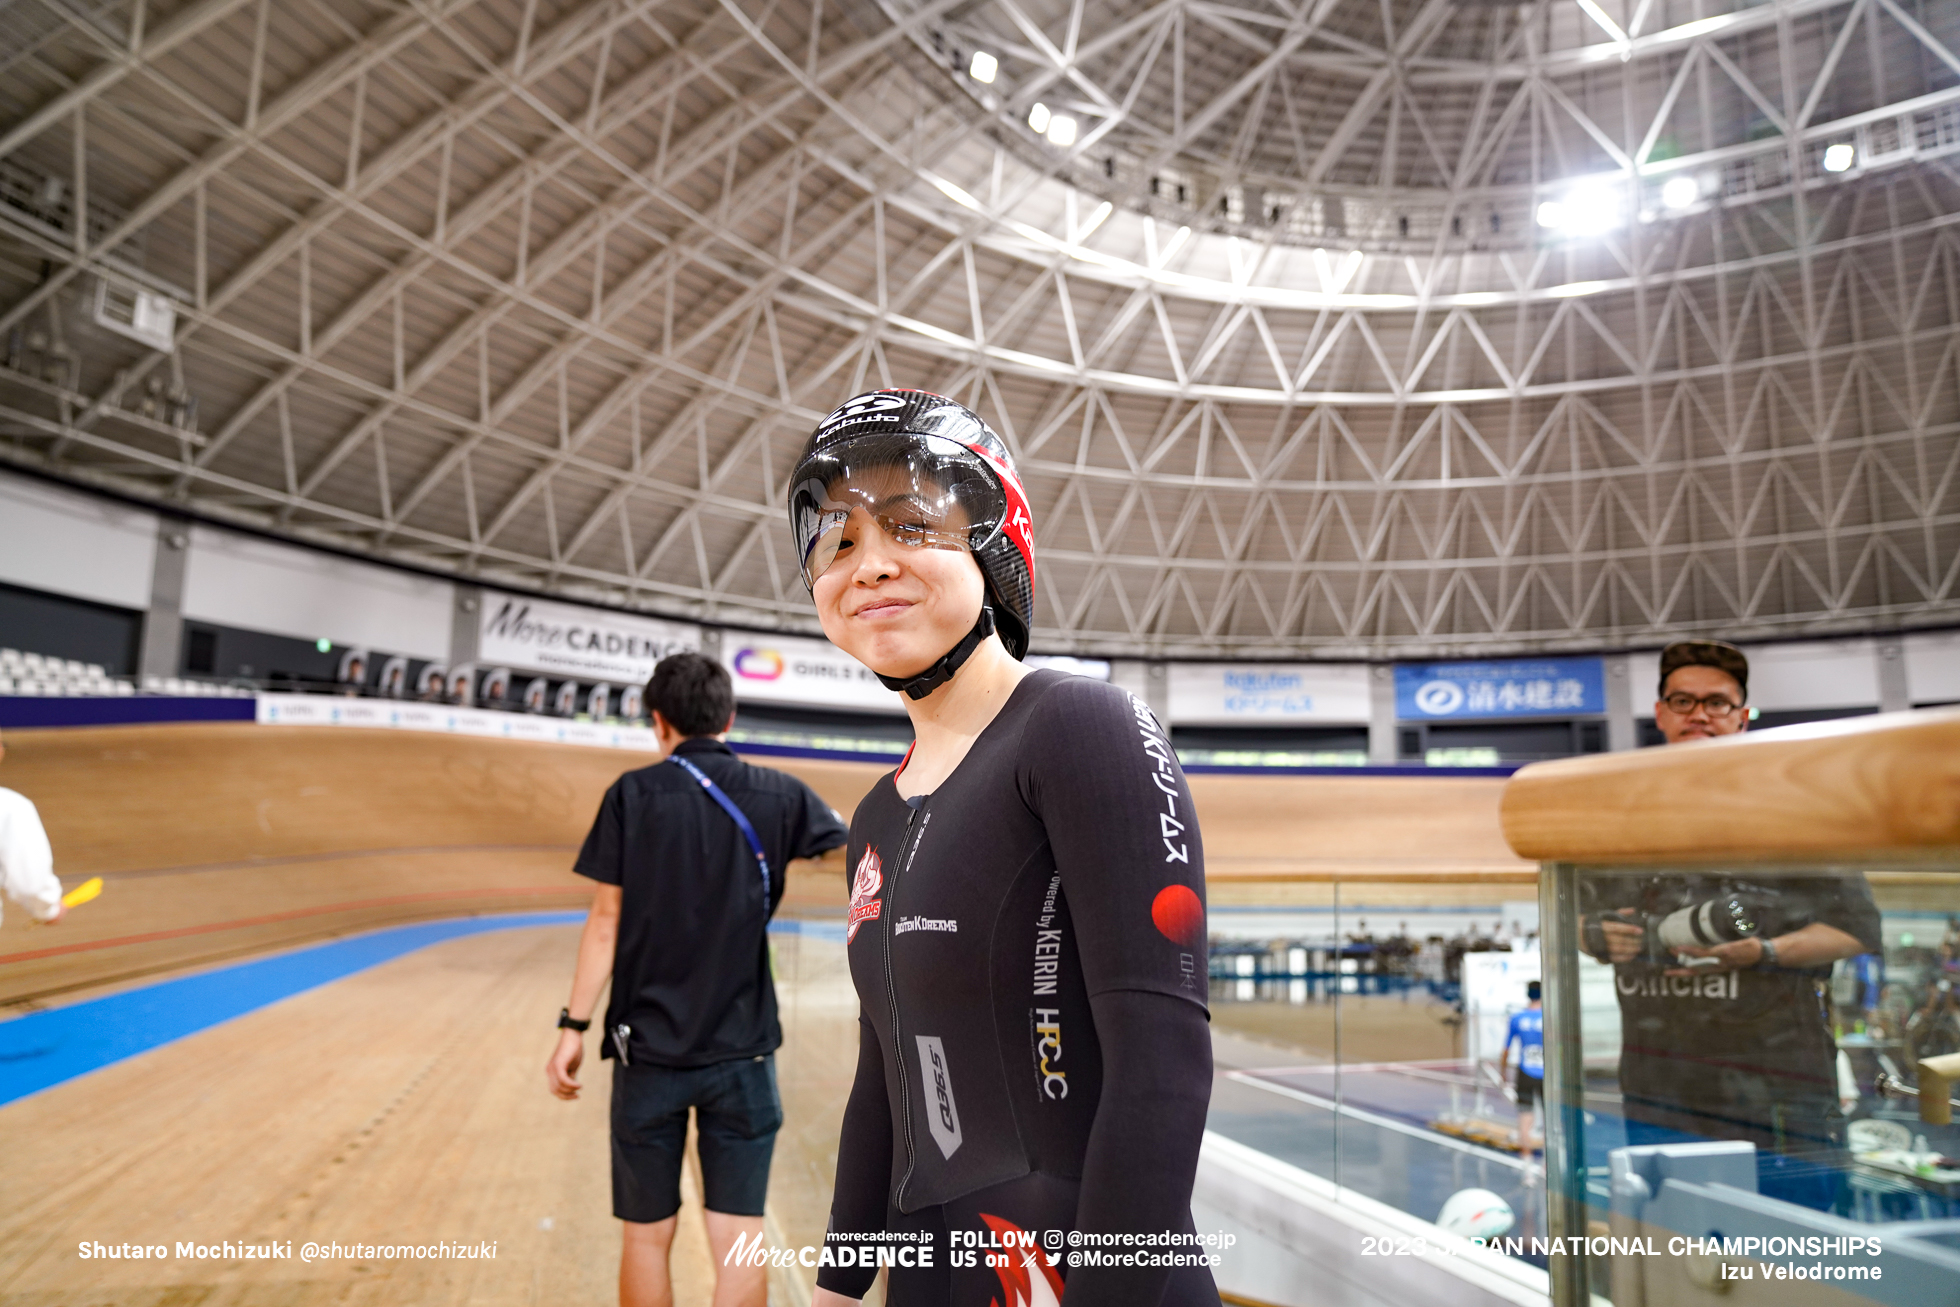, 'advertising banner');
1394,656,1606,719
1025,655,1112,681
255,693,659,751
1461,950,1542,1068
721,632,906,713
1168,663,1371,724
477,592,698,683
